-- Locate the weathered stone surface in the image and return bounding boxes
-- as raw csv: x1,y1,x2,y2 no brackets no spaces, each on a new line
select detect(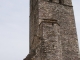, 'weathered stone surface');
24,0,80,60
